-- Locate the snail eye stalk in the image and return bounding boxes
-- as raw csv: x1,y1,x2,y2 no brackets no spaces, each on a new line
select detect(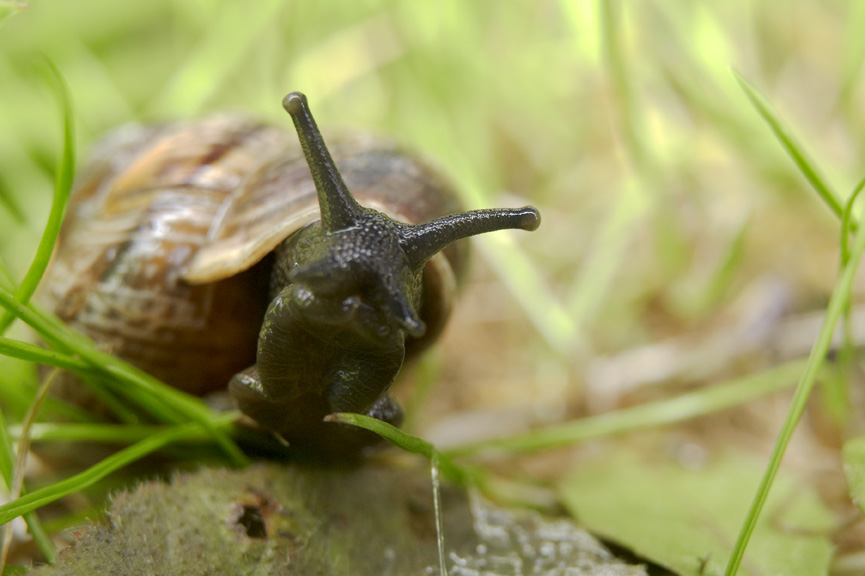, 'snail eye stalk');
283,92,363,233
397,207,541,269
